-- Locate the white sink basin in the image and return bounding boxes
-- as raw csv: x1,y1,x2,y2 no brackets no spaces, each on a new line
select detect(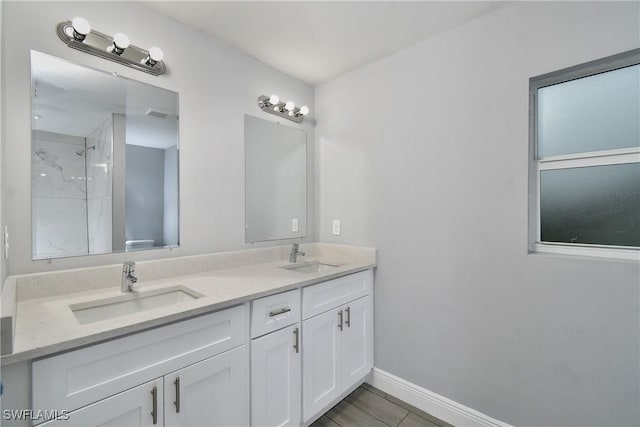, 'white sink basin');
280,261,340,274
70,286,204,324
